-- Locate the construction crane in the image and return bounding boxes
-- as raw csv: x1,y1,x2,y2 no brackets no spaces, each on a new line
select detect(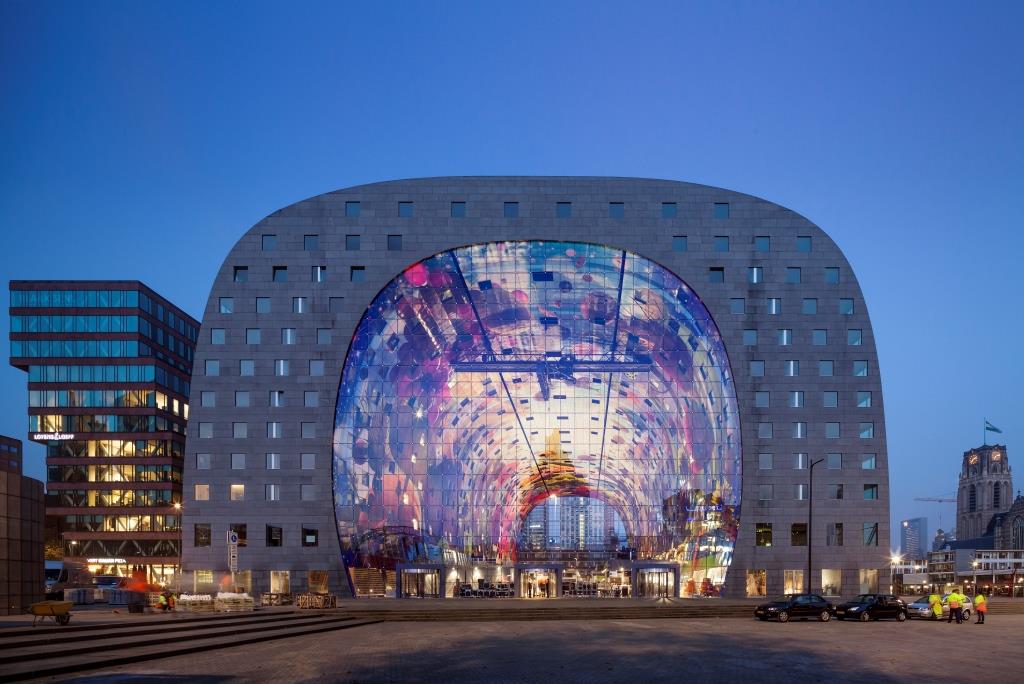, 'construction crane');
914,495,956,529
